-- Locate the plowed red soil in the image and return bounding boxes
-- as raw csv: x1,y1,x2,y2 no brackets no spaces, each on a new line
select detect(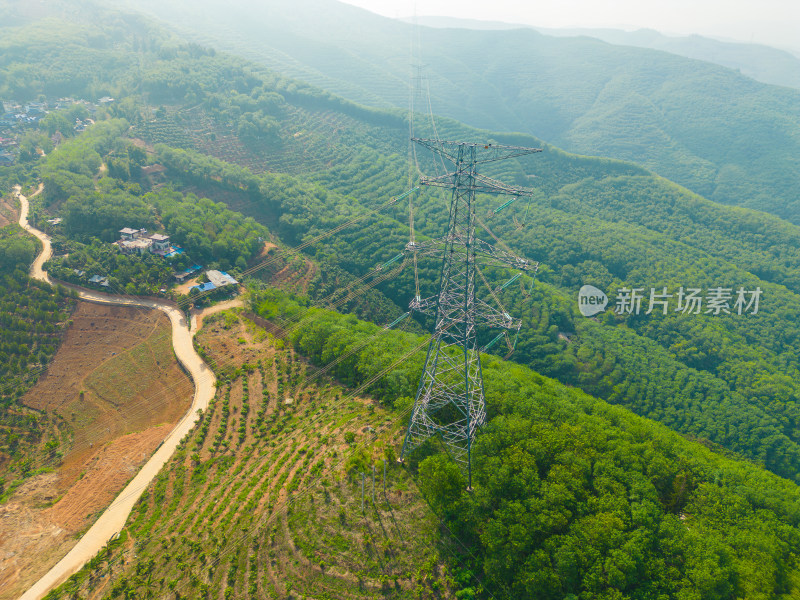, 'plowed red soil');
0,301,193,599
0,195,19,227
